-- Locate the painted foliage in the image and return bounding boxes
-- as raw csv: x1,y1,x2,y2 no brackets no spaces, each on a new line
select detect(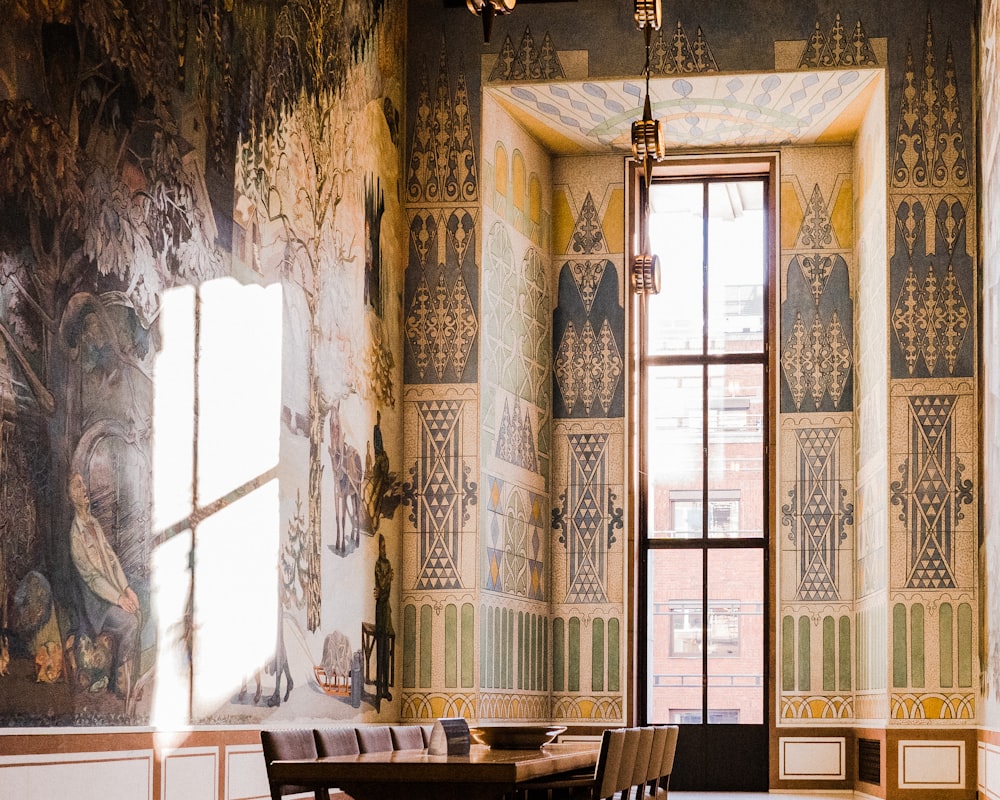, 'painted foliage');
0,0,405,726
